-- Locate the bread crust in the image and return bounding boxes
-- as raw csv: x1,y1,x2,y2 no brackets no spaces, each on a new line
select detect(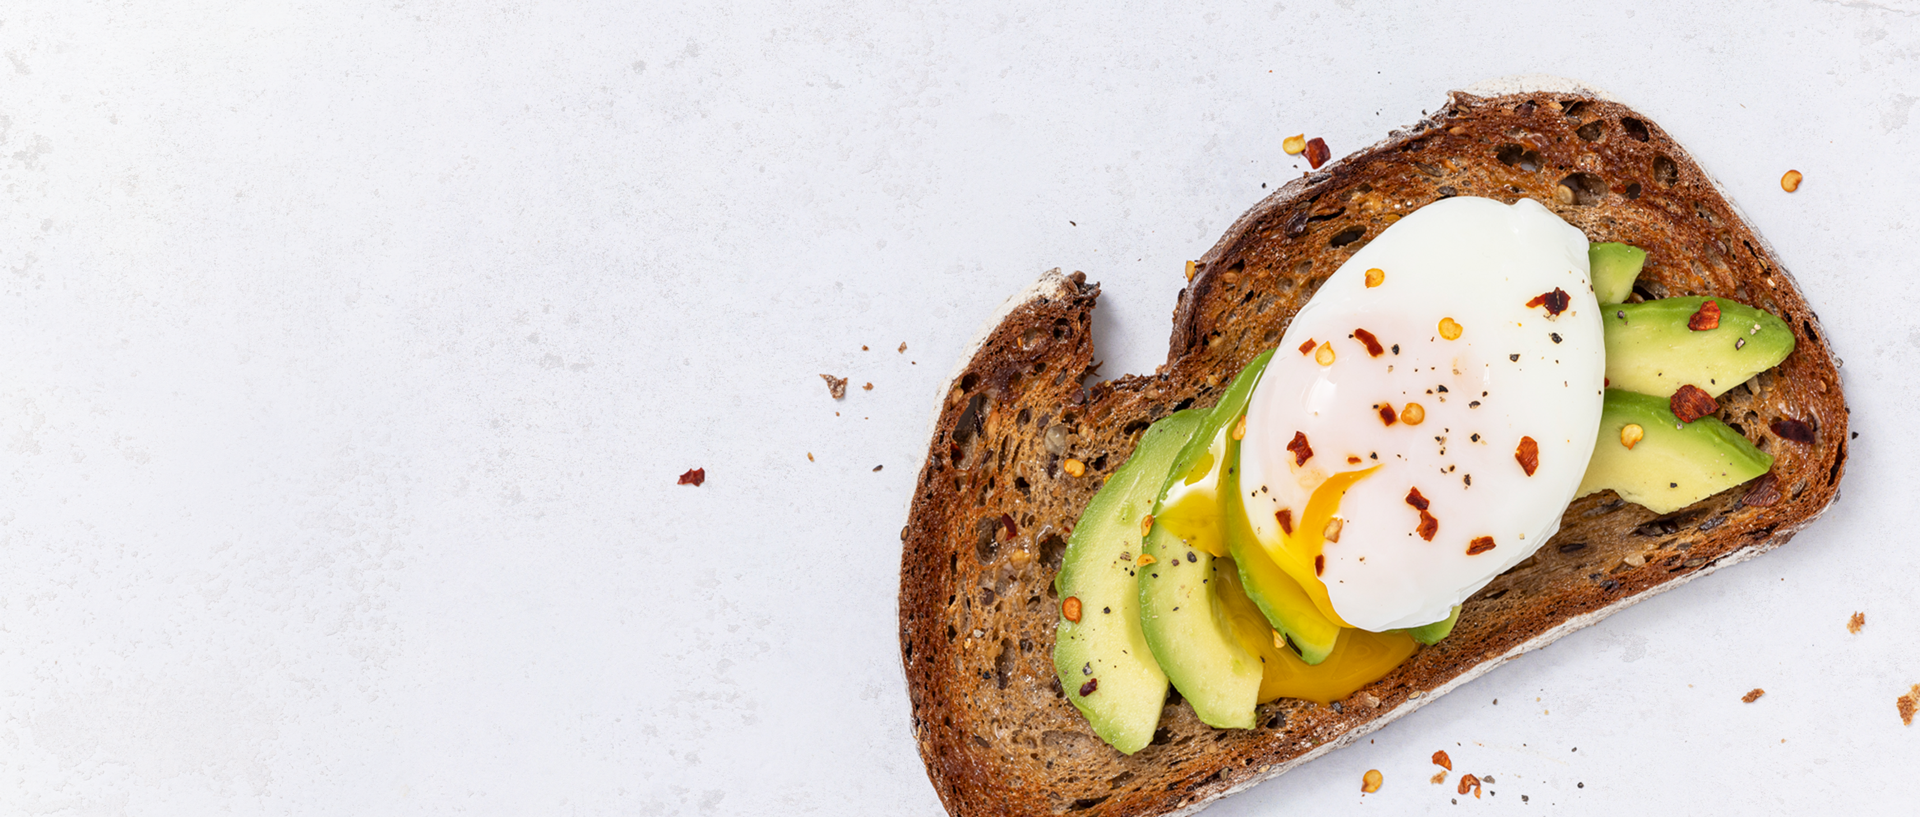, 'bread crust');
898,87,1848,817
